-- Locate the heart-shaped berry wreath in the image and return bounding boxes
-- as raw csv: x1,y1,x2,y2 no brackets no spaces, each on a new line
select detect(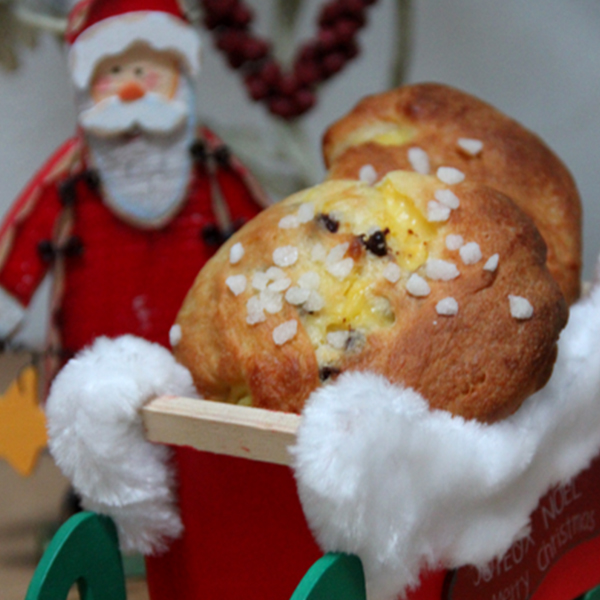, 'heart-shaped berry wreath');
200,0,379,120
